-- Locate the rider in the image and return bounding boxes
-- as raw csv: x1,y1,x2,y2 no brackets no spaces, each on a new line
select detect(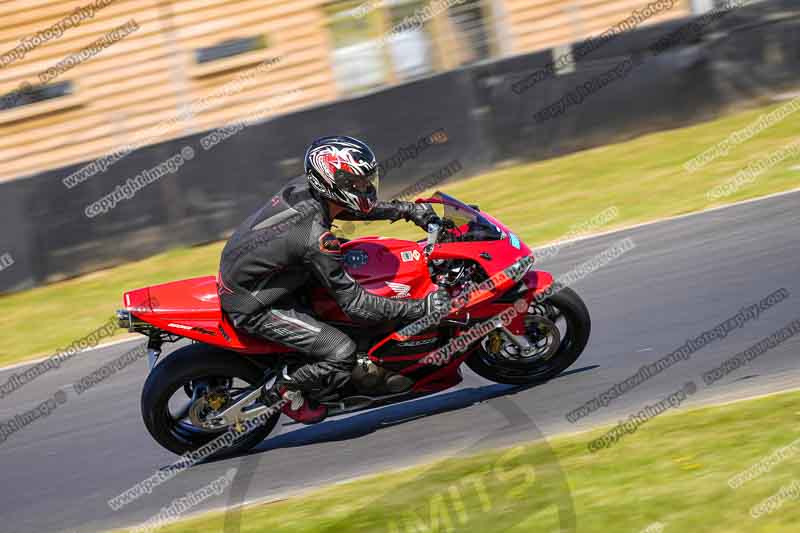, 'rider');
218,136,450,424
